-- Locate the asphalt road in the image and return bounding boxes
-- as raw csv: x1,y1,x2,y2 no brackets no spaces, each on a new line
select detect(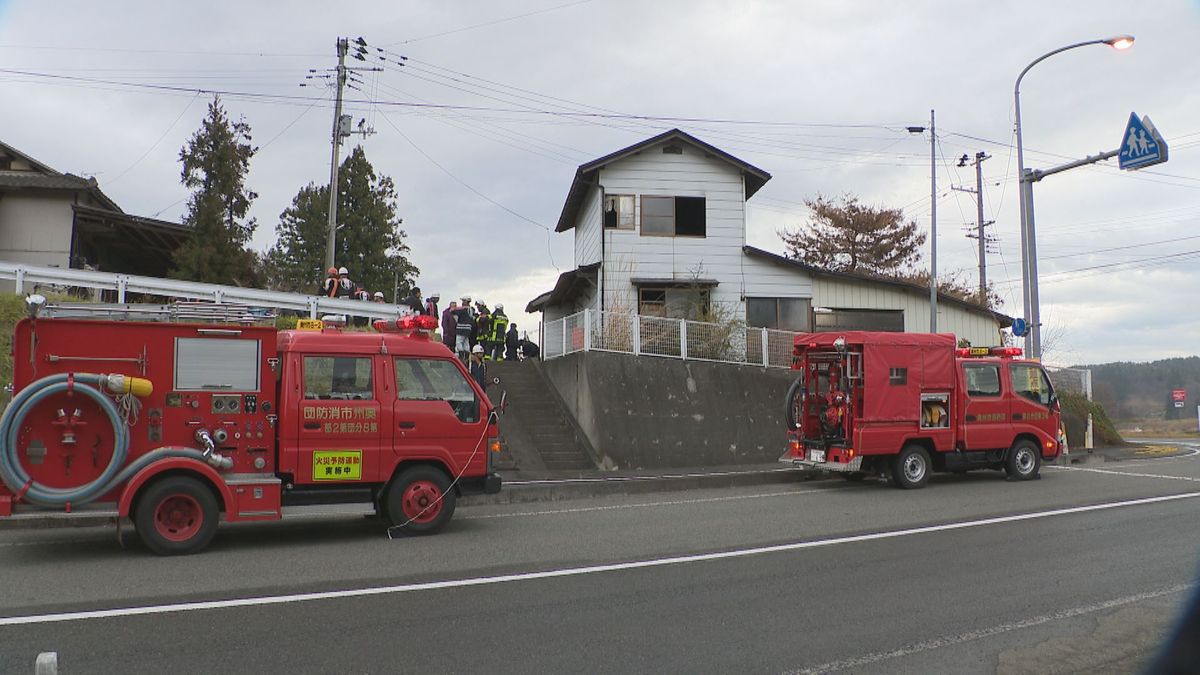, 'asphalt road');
1,445,1198,674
